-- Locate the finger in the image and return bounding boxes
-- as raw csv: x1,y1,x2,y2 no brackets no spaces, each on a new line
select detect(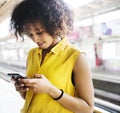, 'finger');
16,86,29,92
15,82,23,88
14,81,23,87
23,83,34,88
34,74,42,78
19,78,32,83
